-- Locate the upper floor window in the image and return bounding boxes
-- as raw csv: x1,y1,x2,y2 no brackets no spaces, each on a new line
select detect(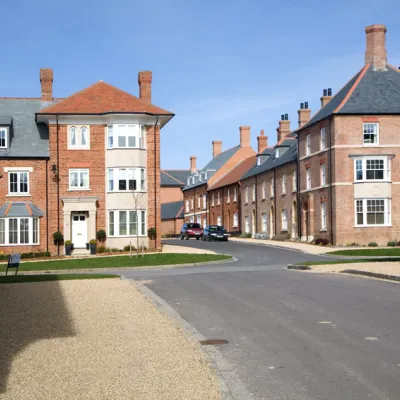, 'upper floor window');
262,180,266,199
227,189,230,203
306,168,311,190
190,198,194,210
252,183,256,201
363,123,379,145
185,200,189,213
233,187,237,202
354,157,389,182
292,169,297,192
197,195,201,208
320,127,326,150
107,124,145,149
69,126,89,149
0,127,8,148
217,191,220,205
245,186,249,203
203,194,207,209
275,148,280,158
108,167,145,192
69,169,89,190
306,134,311,155
212,193,215,206
9,171,29,195
270,178,274,197
320,163,326,186
282,174,286,194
